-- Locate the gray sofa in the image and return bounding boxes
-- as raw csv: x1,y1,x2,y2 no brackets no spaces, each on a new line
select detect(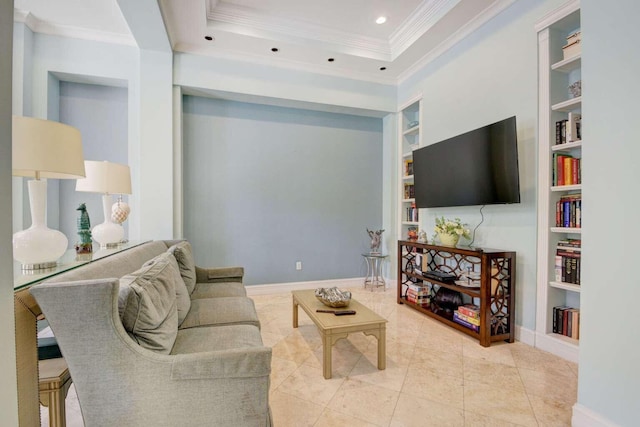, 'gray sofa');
30,240,272,427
